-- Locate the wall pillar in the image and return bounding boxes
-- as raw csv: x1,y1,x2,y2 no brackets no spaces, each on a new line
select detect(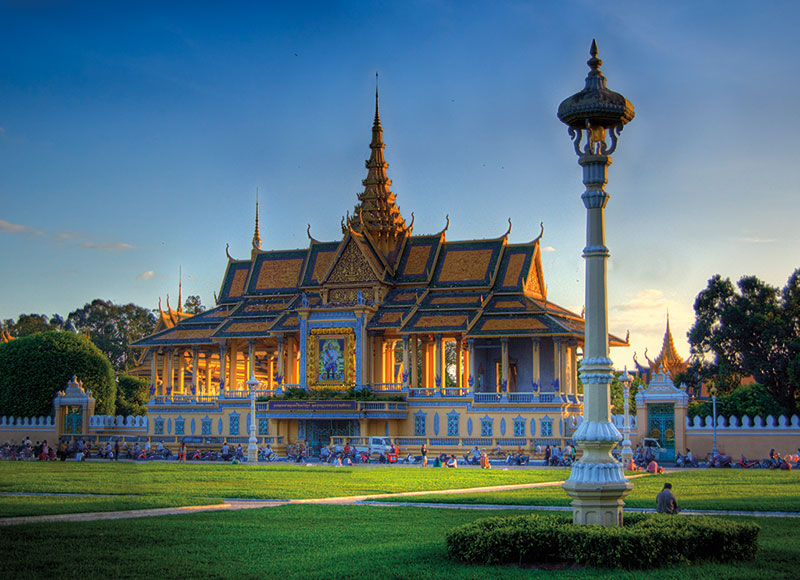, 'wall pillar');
204,351,212,396
467,339,476,392
500,338,509,392
219,344,228,393
150,350,158,395
531,338,541,391
455,336,463,391
411,337,419,389
248,339,256,381
192,347,199,396
434,334,443,389
229,341,239,390
402,336,410,389
276,336,285,386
